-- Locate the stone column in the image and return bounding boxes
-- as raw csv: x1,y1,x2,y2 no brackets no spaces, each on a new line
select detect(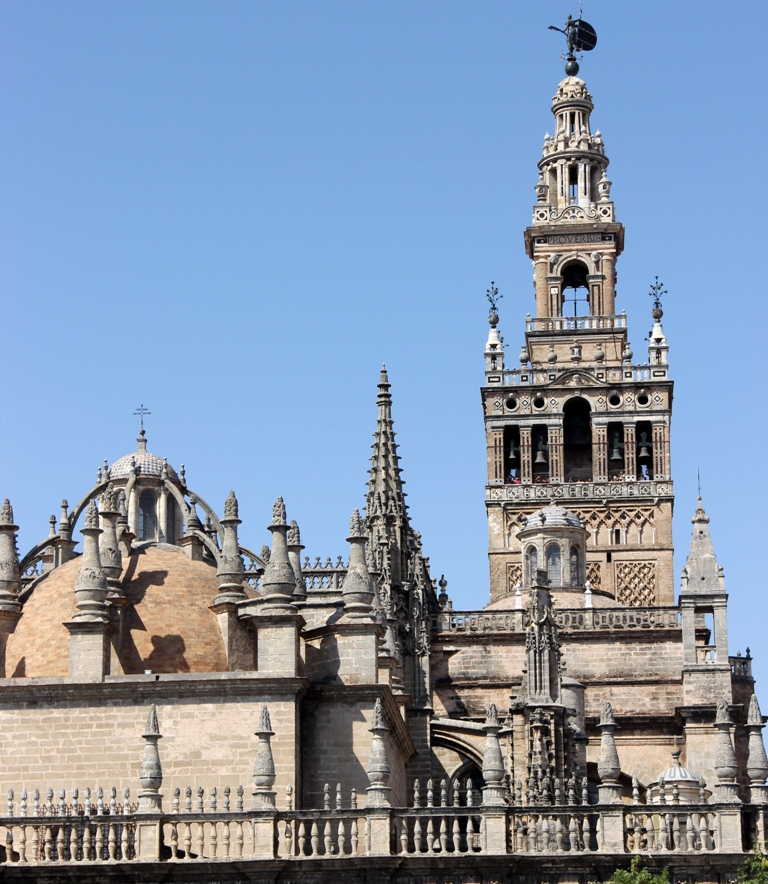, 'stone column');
592,425,608,482
623,423,636,481
746,695,768,805
713,699,743,851
287,520,306,601
0,500,22,677
596,701,624,850
652,424,667,480
548,426,564,483
65,502,113,682
135,706,163,860
252,705,278,858
520,427,532,485
366,698,392,855
253,498,303,677
487,429,504,484
213,491,254,671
